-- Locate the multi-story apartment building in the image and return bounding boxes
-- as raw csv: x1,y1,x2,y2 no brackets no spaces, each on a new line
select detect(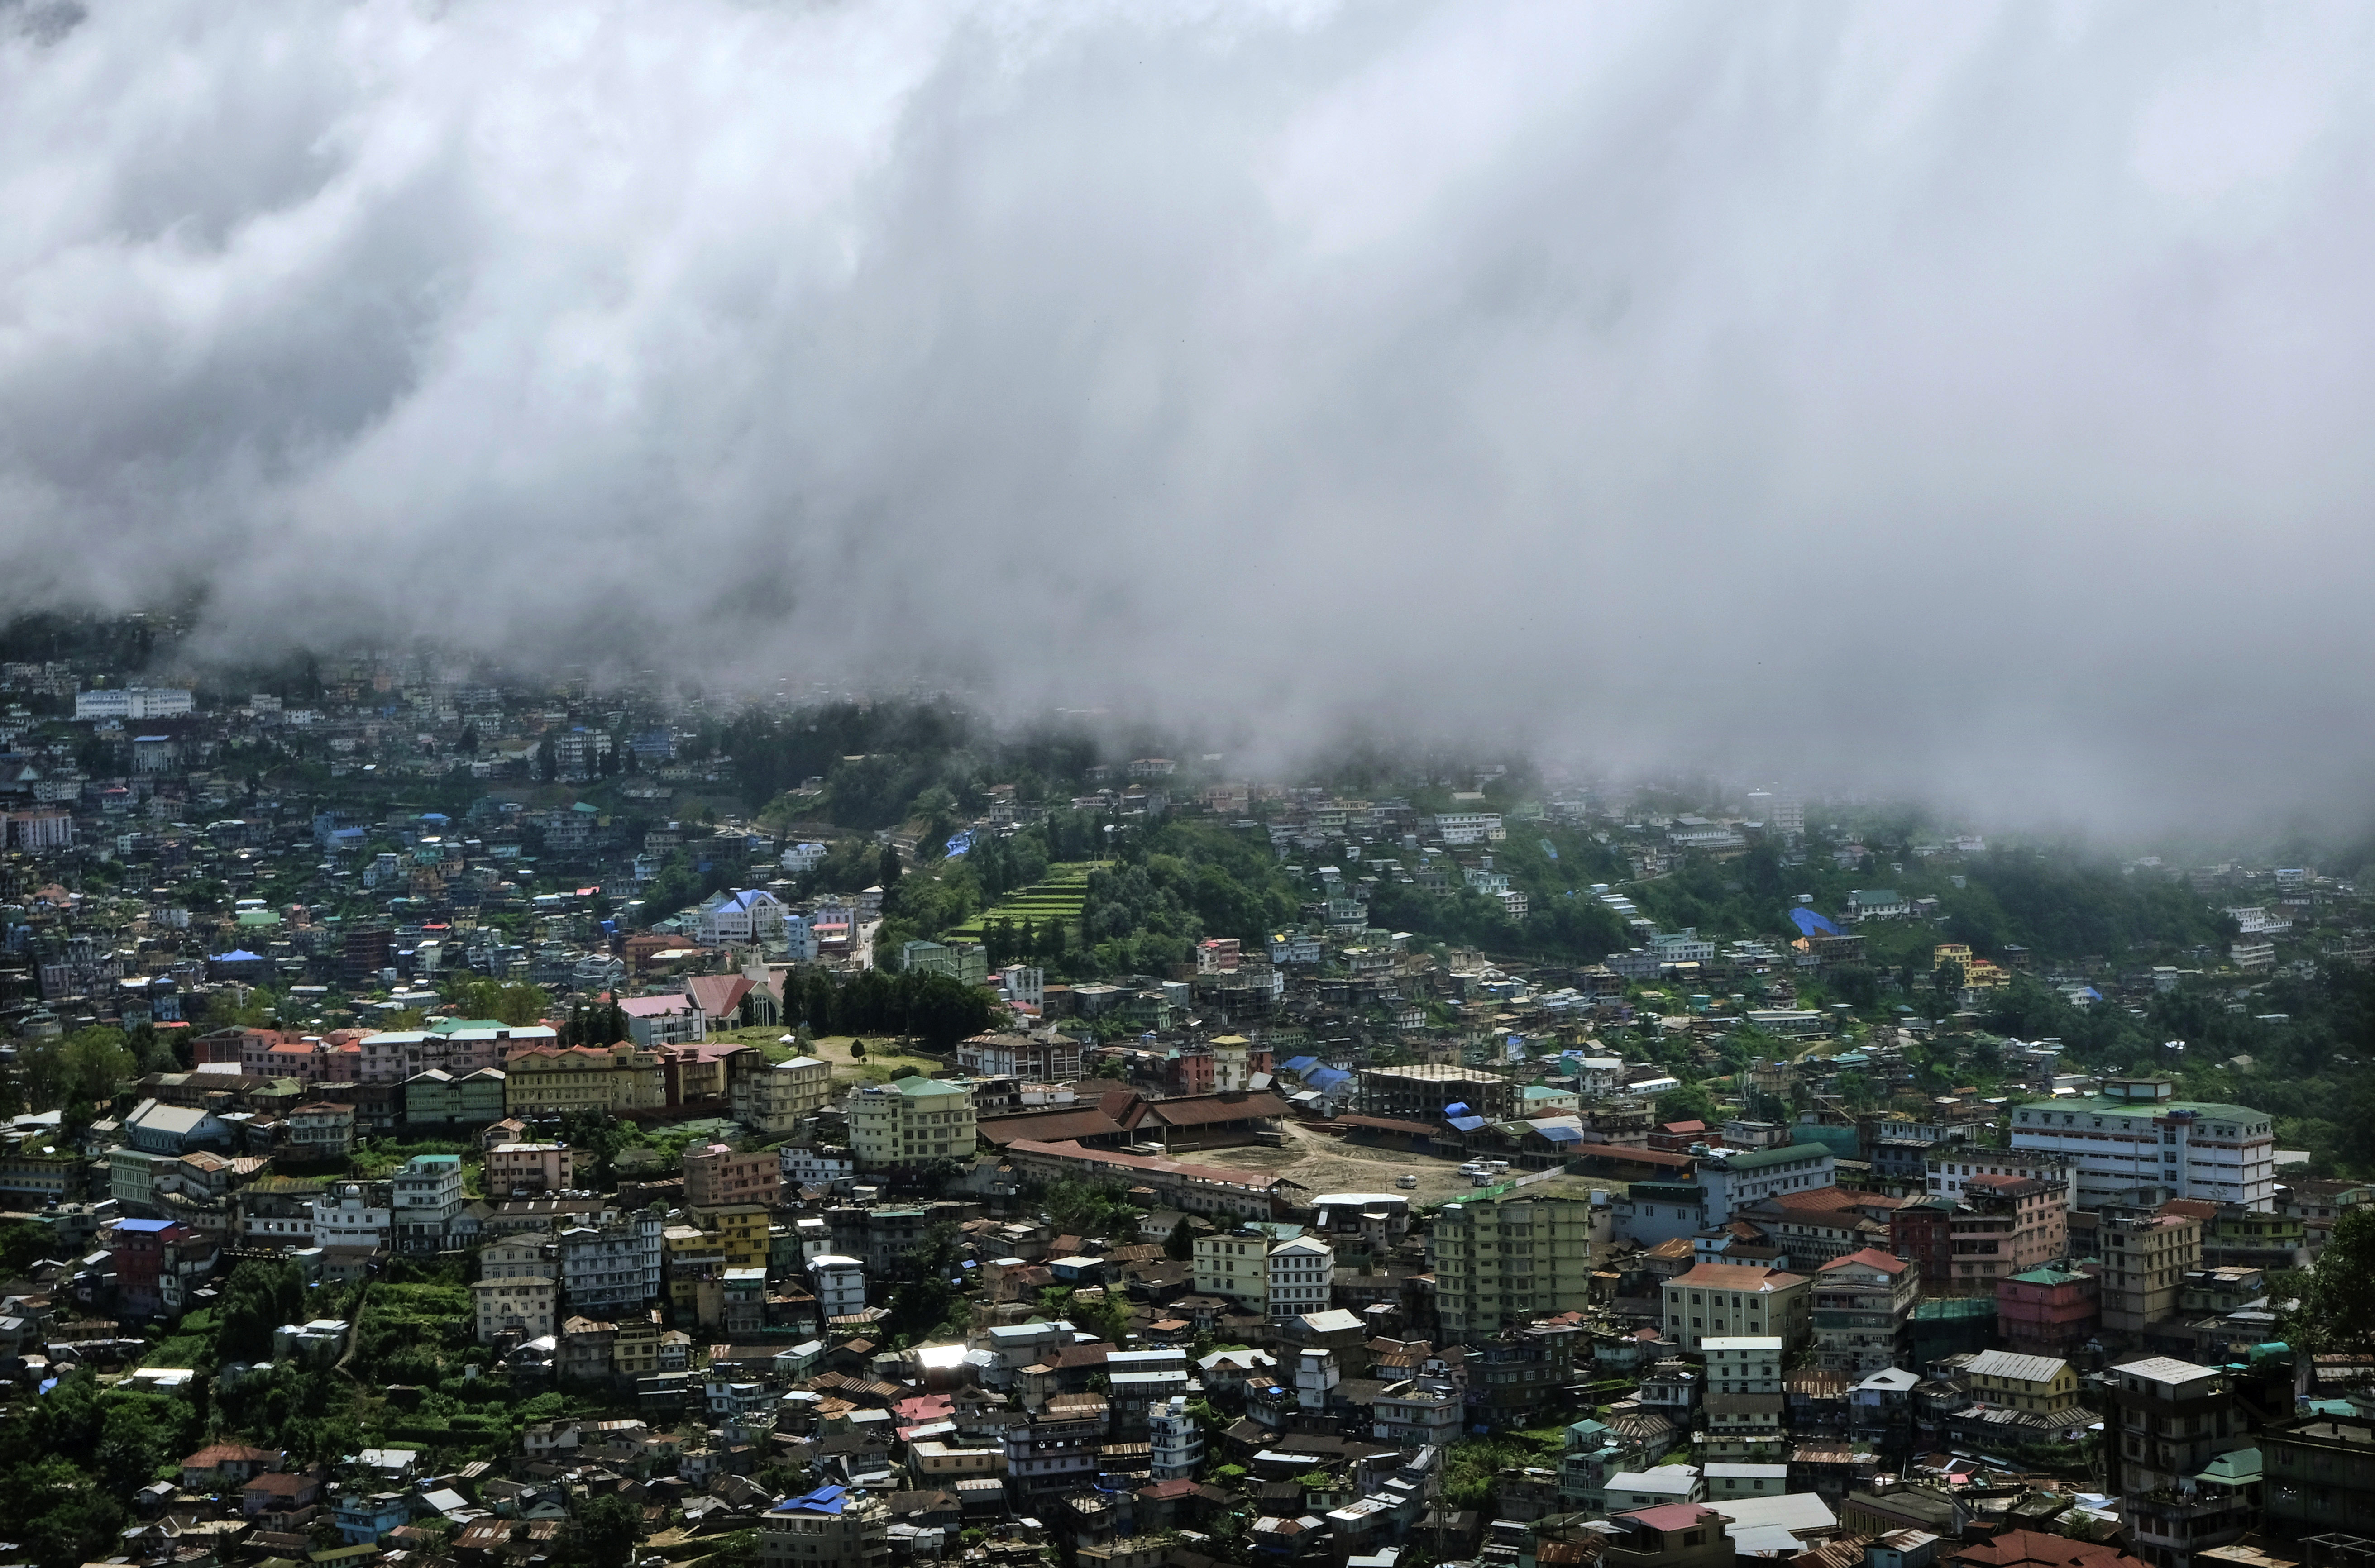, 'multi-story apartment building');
1997,1264,2099,1356
2264,1393,2375,1540
2009,1077,2275,1208
1888,1176,2066,1295
758,1485,889,1568
286,1102,356,1160
955,1031,1084,1082
356,1020,557,1082
502,1044,667,1117
1962,1349,2084,1417
685,1144,783,1211
558,1211,664,1312
809,1254,865,1319
481,1232,554,1278
2109,1357,2254,1568
2100,1210,2203,1334
1003,1399,1108,1500
1660,1263,1812,1353
312,1185,391,1251
1149,1394,1203,1479
707,1206,771,1269
1811,1250,1917,1374
694,889,790,947
2277,1177,2372,1257
1696,1144,1837,1224
619,994,706,1048
731,1054,835,1136
1191,1229,1336,1320
1429,1191,1598,1339
486,1142,574,1196
473,1273,556,1343
391,1154,465,1254
1924,1145,2075,1206
0,1136,82,1205
847,1077,976,1170
404,1068,509,1127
